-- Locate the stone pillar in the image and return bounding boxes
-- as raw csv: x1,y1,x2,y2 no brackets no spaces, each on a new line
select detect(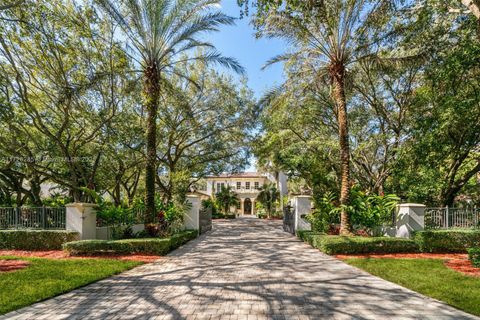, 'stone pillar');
294,195,312,231
396,203,426,238
185,195,200,230
66,203,97,240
